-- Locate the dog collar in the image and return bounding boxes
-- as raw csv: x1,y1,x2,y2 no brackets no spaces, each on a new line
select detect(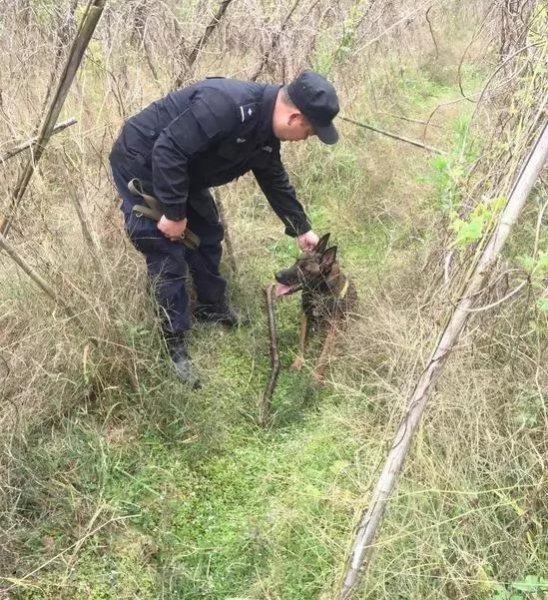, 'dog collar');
338,277,349,299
